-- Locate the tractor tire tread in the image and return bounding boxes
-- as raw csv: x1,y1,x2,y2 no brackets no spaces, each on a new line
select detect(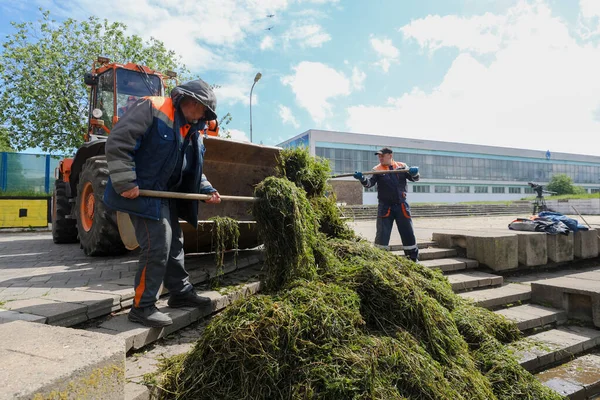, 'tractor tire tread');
75,156,127,256
52,179,78,244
